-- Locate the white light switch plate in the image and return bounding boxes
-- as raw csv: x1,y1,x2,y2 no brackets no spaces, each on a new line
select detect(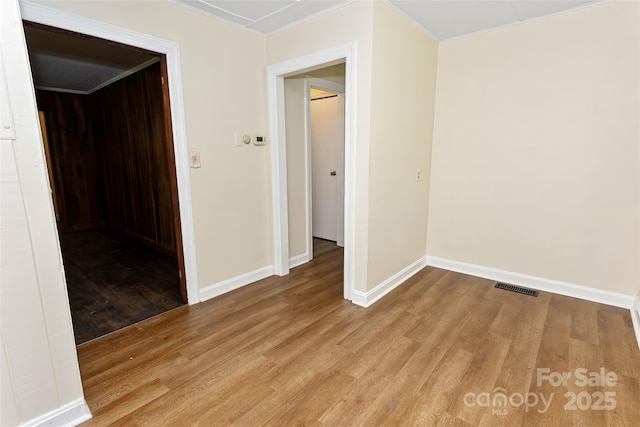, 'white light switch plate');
190,151,201,168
